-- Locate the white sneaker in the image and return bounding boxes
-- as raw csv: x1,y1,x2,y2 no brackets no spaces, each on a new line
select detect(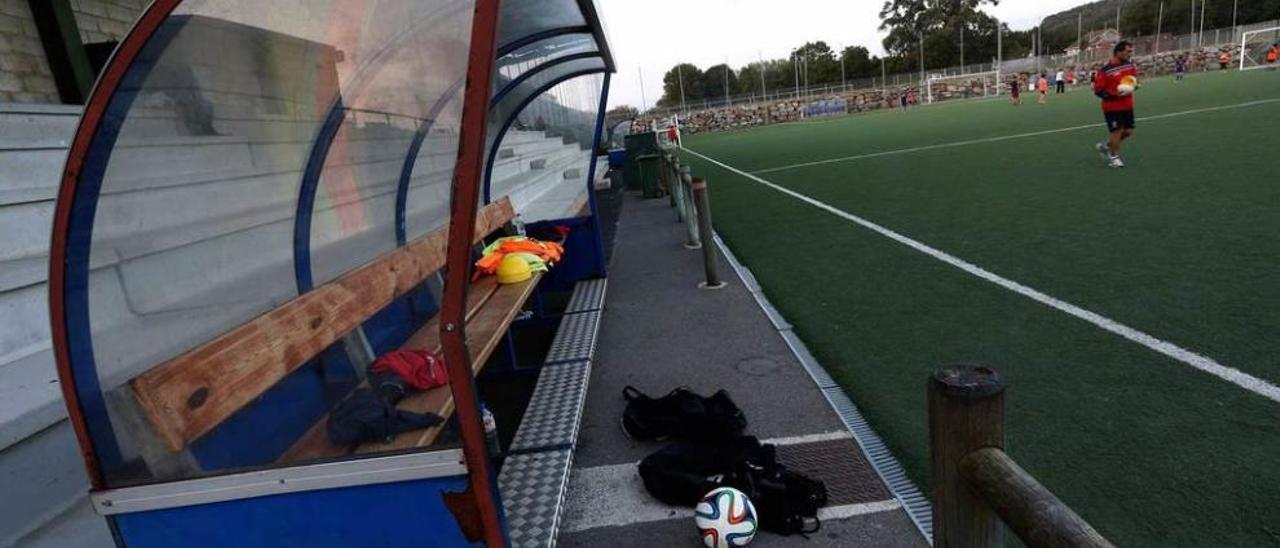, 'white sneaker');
1108,156,1125,168
1095,142,1111,161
